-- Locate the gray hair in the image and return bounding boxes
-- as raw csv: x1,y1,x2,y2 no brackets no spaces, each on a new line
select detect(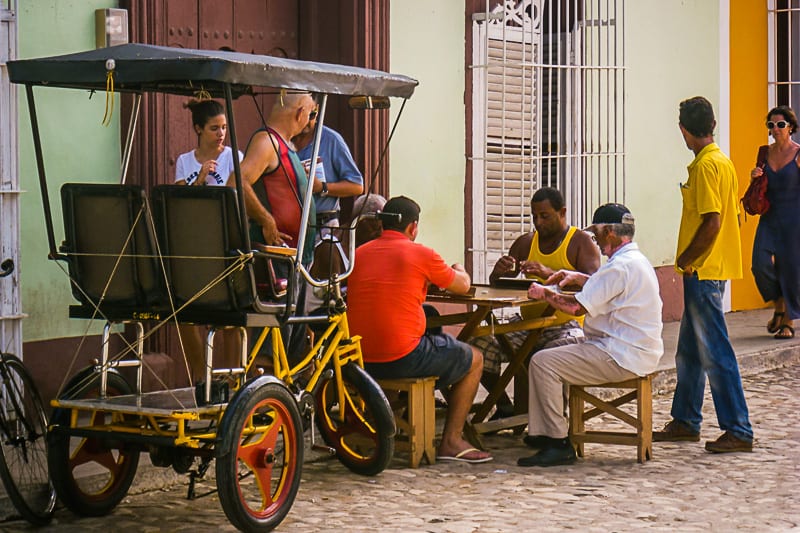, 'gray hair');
608,222,635,239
